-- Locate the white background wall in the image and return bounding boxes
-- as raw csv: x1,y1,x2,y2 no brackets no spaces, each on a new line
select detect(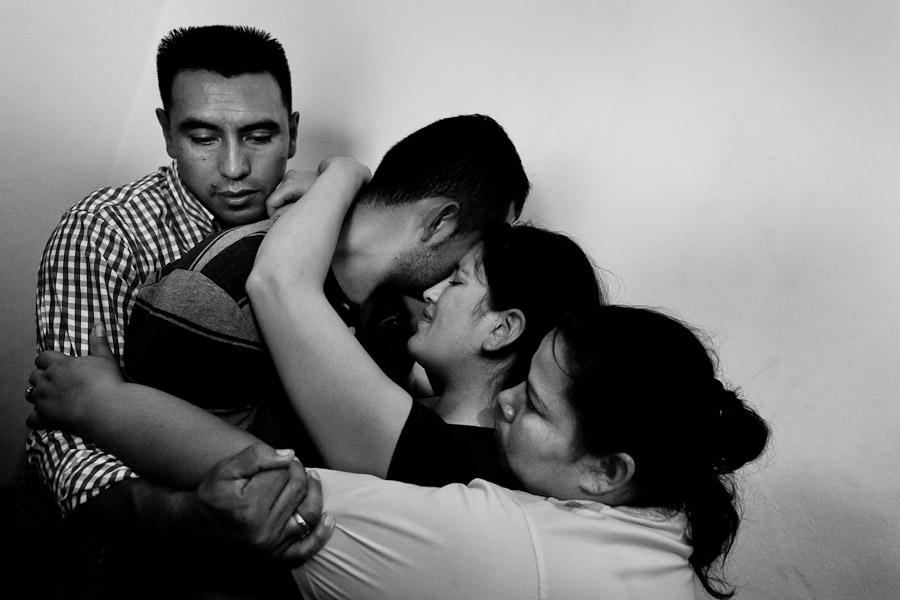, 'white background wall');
1,1,897,598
